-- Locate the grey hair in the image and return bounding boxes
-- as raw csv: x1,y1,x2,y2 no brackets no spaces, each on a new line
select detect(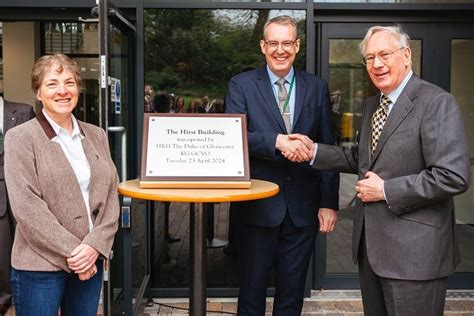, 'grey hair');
263,15,298,40
359,25,411,55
